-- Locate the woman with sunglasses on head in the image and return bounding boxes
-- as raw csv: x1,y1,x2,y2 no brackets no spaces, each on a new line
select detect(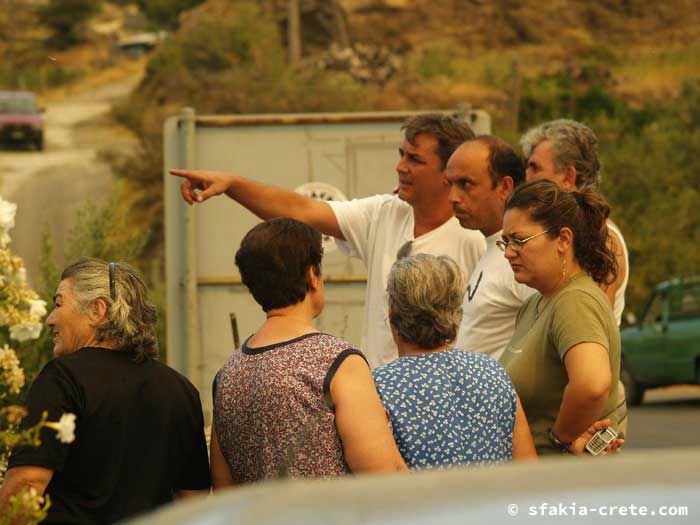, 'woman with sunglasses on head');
1,259,210,523
499,180,624,456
